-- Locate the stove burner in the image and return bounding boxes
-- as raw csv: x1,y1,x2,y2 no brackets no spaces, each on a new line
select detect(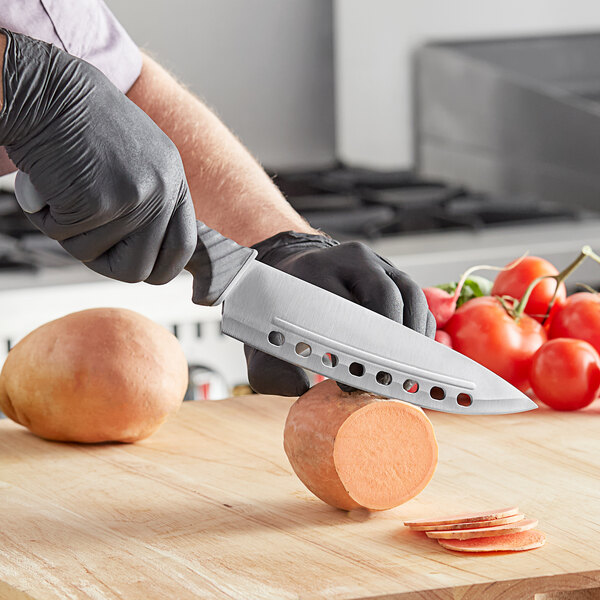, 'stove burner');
271,166,587,239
